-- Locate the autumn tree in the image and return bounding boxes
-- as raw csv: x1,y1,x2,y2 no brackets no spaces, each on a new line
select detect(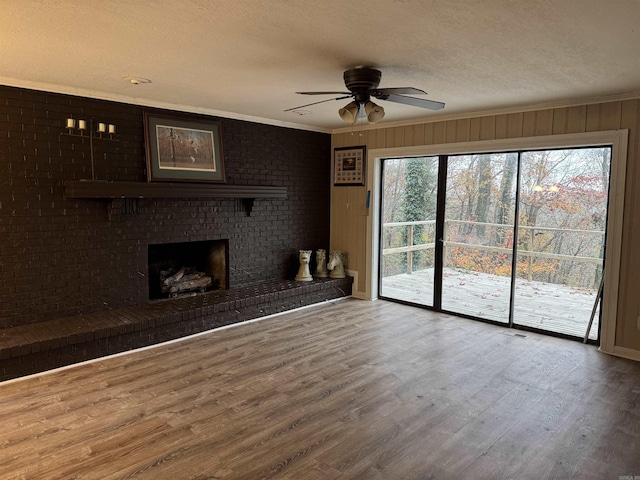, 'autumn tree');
382,147,610,289
495,154,518,243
